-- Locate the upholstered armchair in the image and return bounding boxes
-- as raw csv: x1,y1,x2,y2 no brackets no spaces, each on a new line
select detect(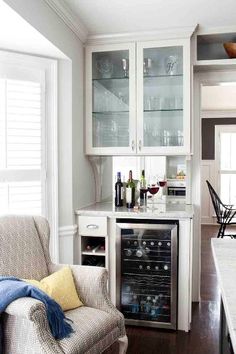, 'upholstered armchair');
0,215,128,354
